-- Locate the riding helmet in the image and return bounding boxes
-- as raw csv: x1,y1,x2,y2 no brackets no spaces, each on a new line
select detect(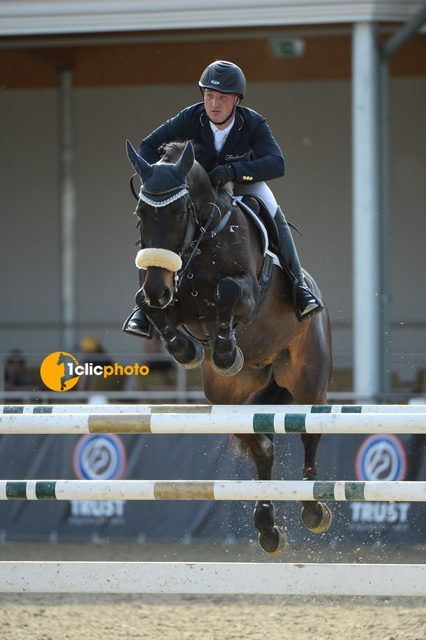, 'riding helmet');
199,61,246,100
